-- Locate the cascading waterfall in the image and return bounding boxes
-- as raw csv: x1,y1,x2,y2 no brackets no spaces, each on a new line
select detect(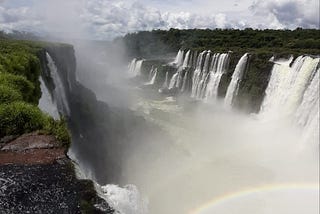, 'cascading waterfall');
46,52,70,116
38,76,60,120
204,53,229,100
224,53,249,106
